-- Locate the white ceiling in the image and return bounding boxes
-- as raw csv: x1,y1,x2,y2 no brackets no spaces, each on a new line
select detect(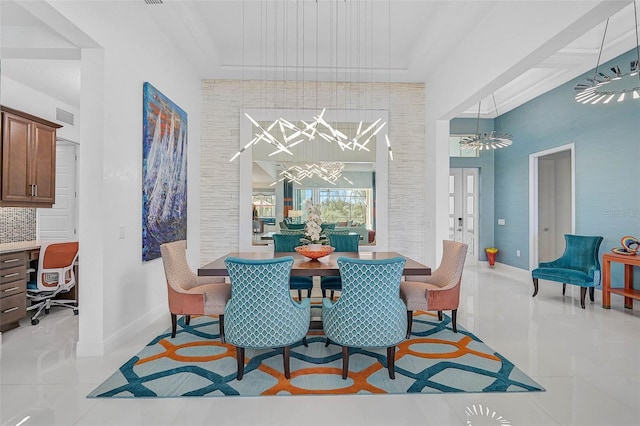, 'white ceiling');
1,0,638,116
